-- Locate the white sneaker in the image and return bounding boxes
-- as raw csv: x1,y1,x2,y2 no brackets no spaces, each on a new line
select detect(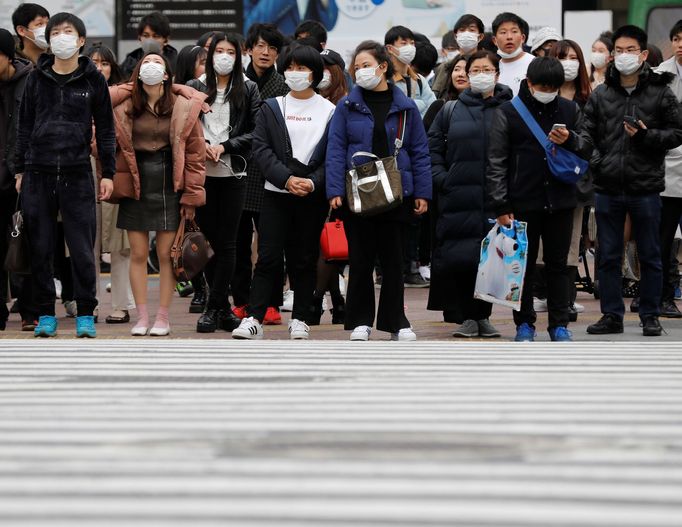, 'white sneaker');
322,296,329,312
232,316,263,340
350,325,371,341
533,297,548,312
281,290,294,312
391,327,417,341
106,282,112,293
288,319,310,340
130,324,148,336
573,302,585,313
418,265,431,281
54,278,62,300
63,300,77,318
339,275,346,296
